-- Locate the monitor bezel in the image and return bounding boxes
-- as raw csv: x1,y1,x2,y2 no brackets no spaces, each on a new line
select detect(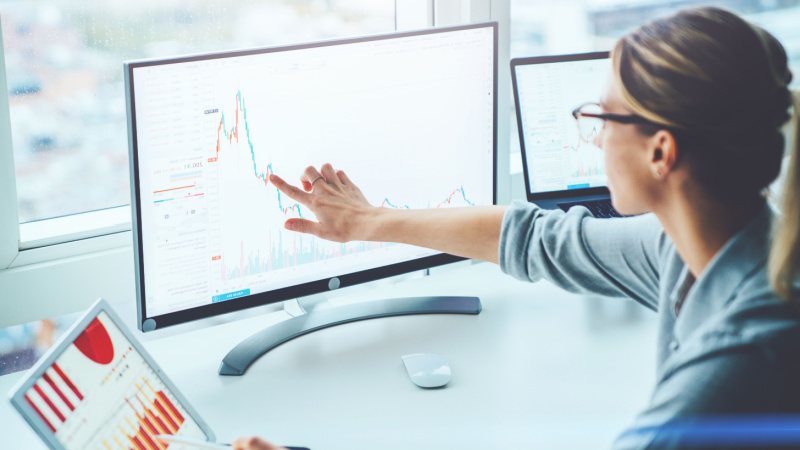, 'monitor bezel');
510,51,610,202
125,22,498,331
